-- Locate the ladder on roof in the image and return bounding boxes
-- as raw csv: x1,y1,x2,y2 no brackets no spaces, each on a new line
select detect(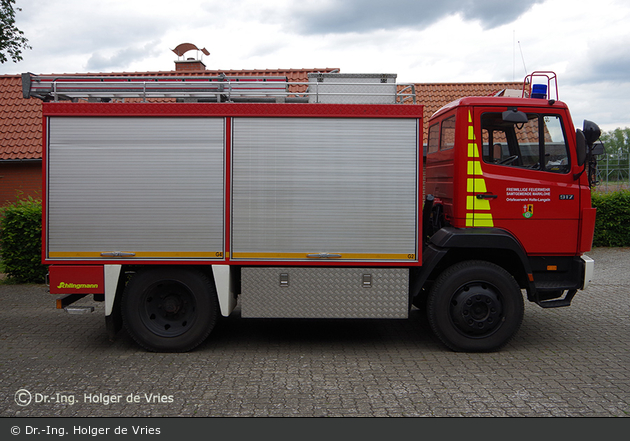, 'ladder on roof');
21,73,290,102
21,72,416,104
